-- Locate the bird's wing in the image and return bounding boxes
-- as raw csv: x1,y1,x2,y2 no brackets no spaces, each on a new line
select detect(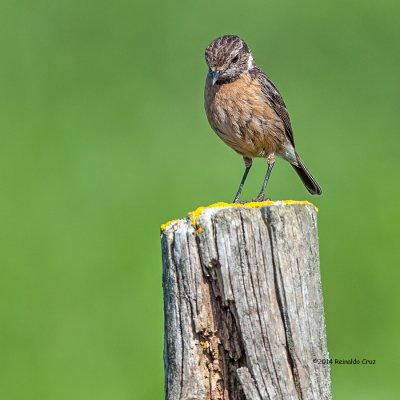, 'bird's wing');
252,67,295,147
